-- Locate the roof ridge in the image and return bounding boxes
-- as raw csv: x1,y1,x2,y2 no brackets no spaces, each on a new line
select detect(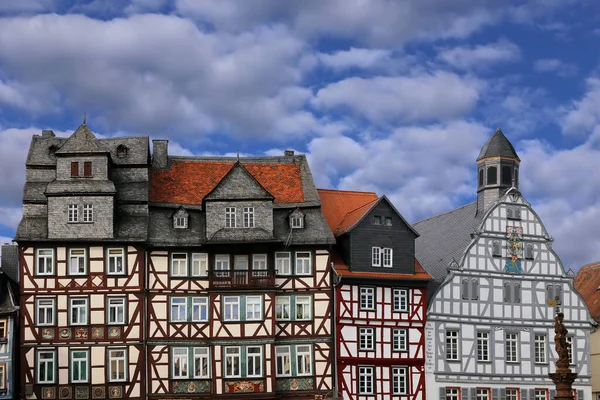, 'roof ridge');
579,261,600,270
412,200,477,225
334,198,379,234
317,188,378,196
